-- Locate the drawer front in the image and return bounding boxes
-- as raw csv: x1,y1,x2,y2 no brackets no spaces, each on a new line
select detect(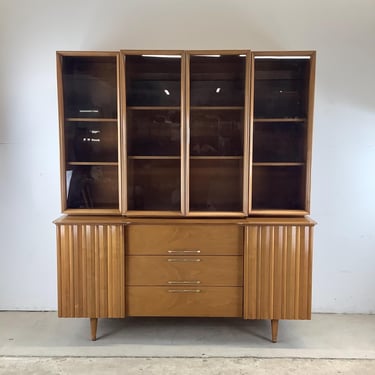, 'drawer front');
126,256,243,286
126,286,243,317
127,224,243,255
